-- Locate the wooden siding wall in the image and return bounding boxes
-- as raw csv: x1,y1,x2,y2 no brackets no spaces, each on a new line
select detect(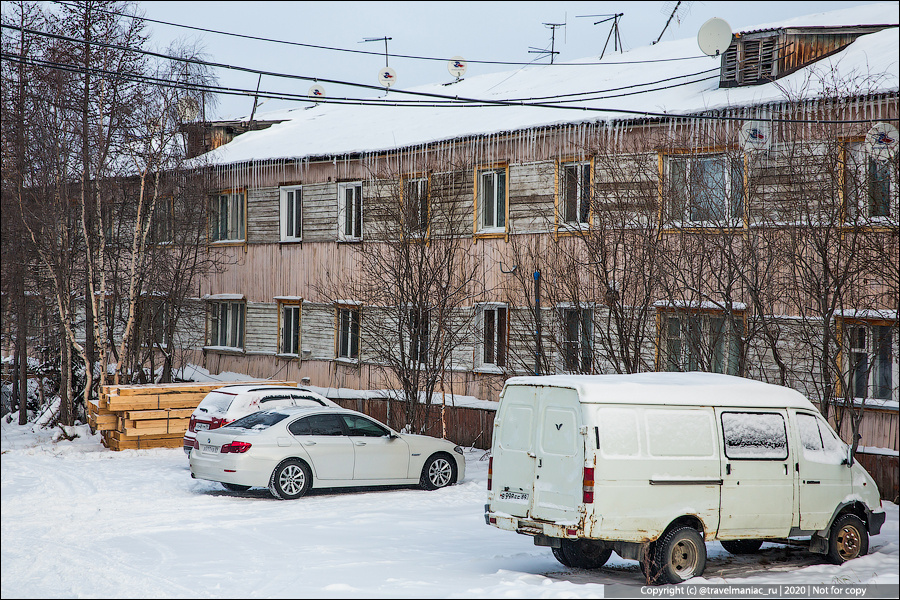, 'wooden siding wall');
509,162,554,232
